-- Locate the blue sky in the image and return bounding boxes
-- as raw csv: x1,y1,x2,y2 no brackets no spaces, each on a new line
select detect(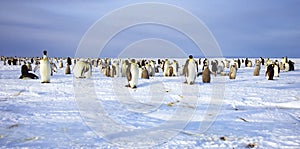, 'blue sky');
0,0,299,58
